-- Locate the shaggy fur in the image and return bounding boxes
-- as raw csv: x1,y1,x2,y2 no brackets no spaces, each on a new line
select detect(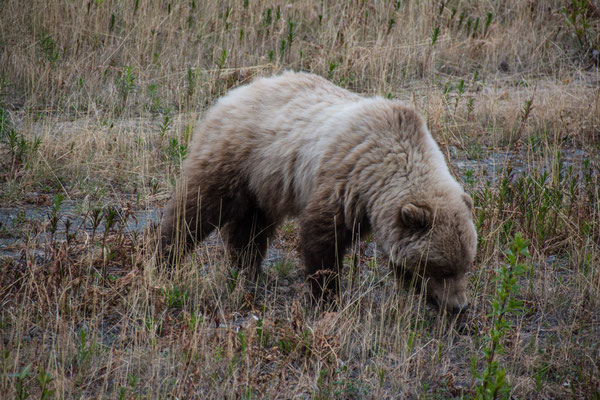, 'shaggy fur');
160,71,477,313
